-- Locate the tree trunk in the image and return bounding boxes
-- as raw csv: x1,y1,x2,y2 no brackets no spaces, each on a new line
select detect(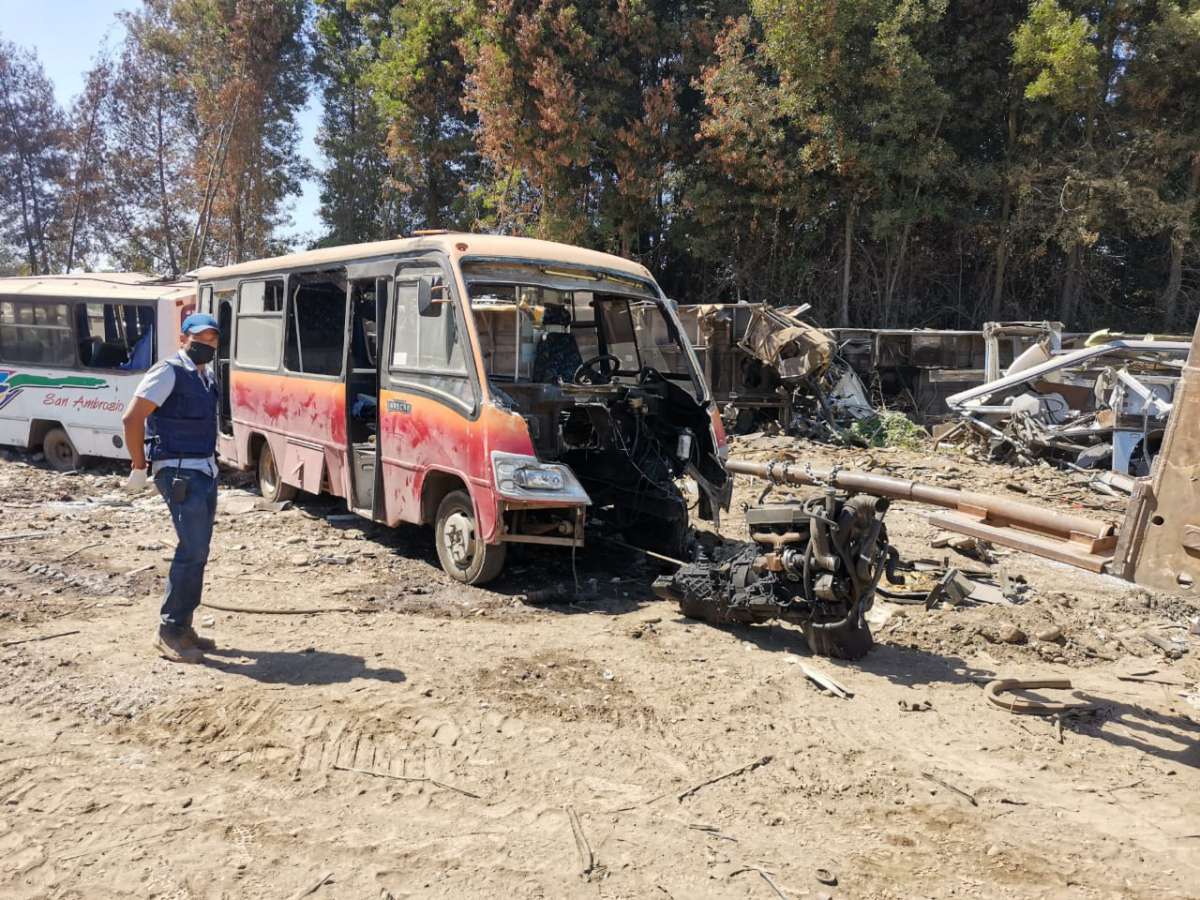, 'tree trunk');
991,107,1018,319
1059,243,1082,326
14,166,38,275
840,198,856,326
64,72,107,274
154,86,178,276
1160,152,1200,329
